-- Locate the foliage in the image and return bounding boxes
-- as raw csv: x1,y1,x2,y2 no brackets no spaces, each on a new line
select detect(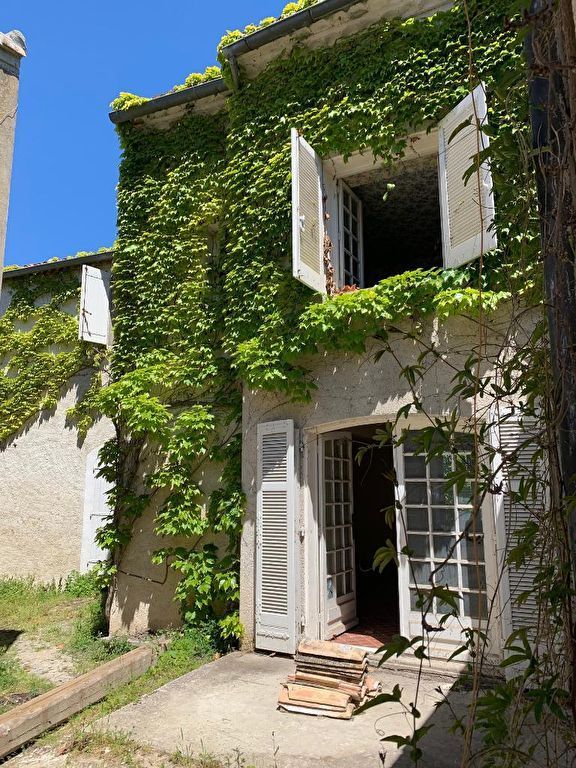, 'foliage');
103,0,537,652
218,0,321,51
0,260,107,443
64,569,102,598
